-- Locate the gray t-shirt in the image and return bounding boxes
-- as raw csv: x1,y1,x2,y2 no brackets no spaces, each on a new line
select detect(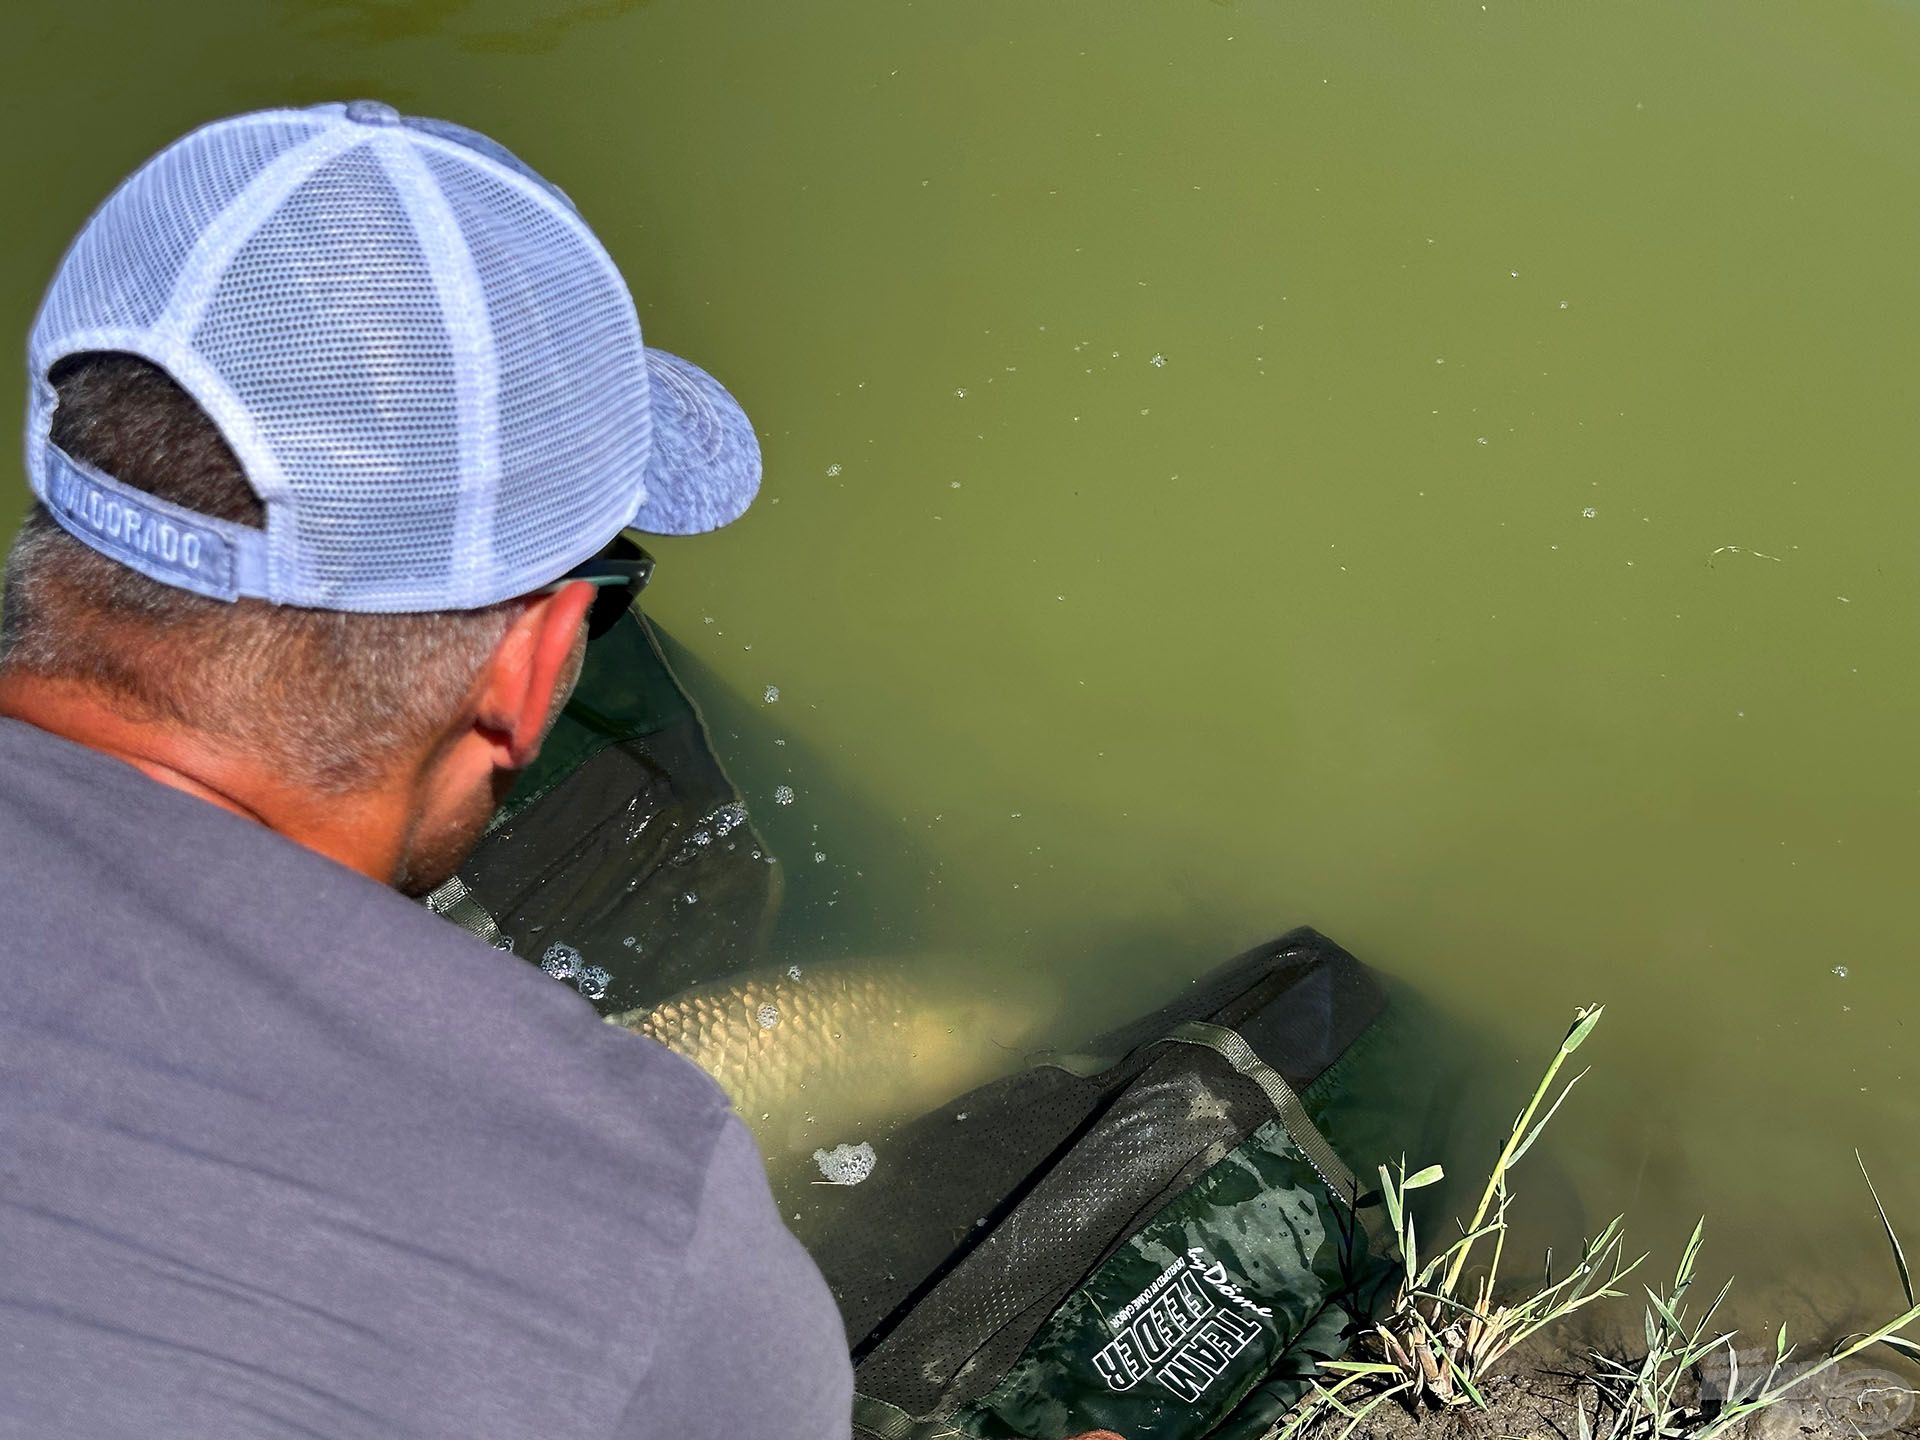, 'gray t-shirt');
0,717,852,1438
